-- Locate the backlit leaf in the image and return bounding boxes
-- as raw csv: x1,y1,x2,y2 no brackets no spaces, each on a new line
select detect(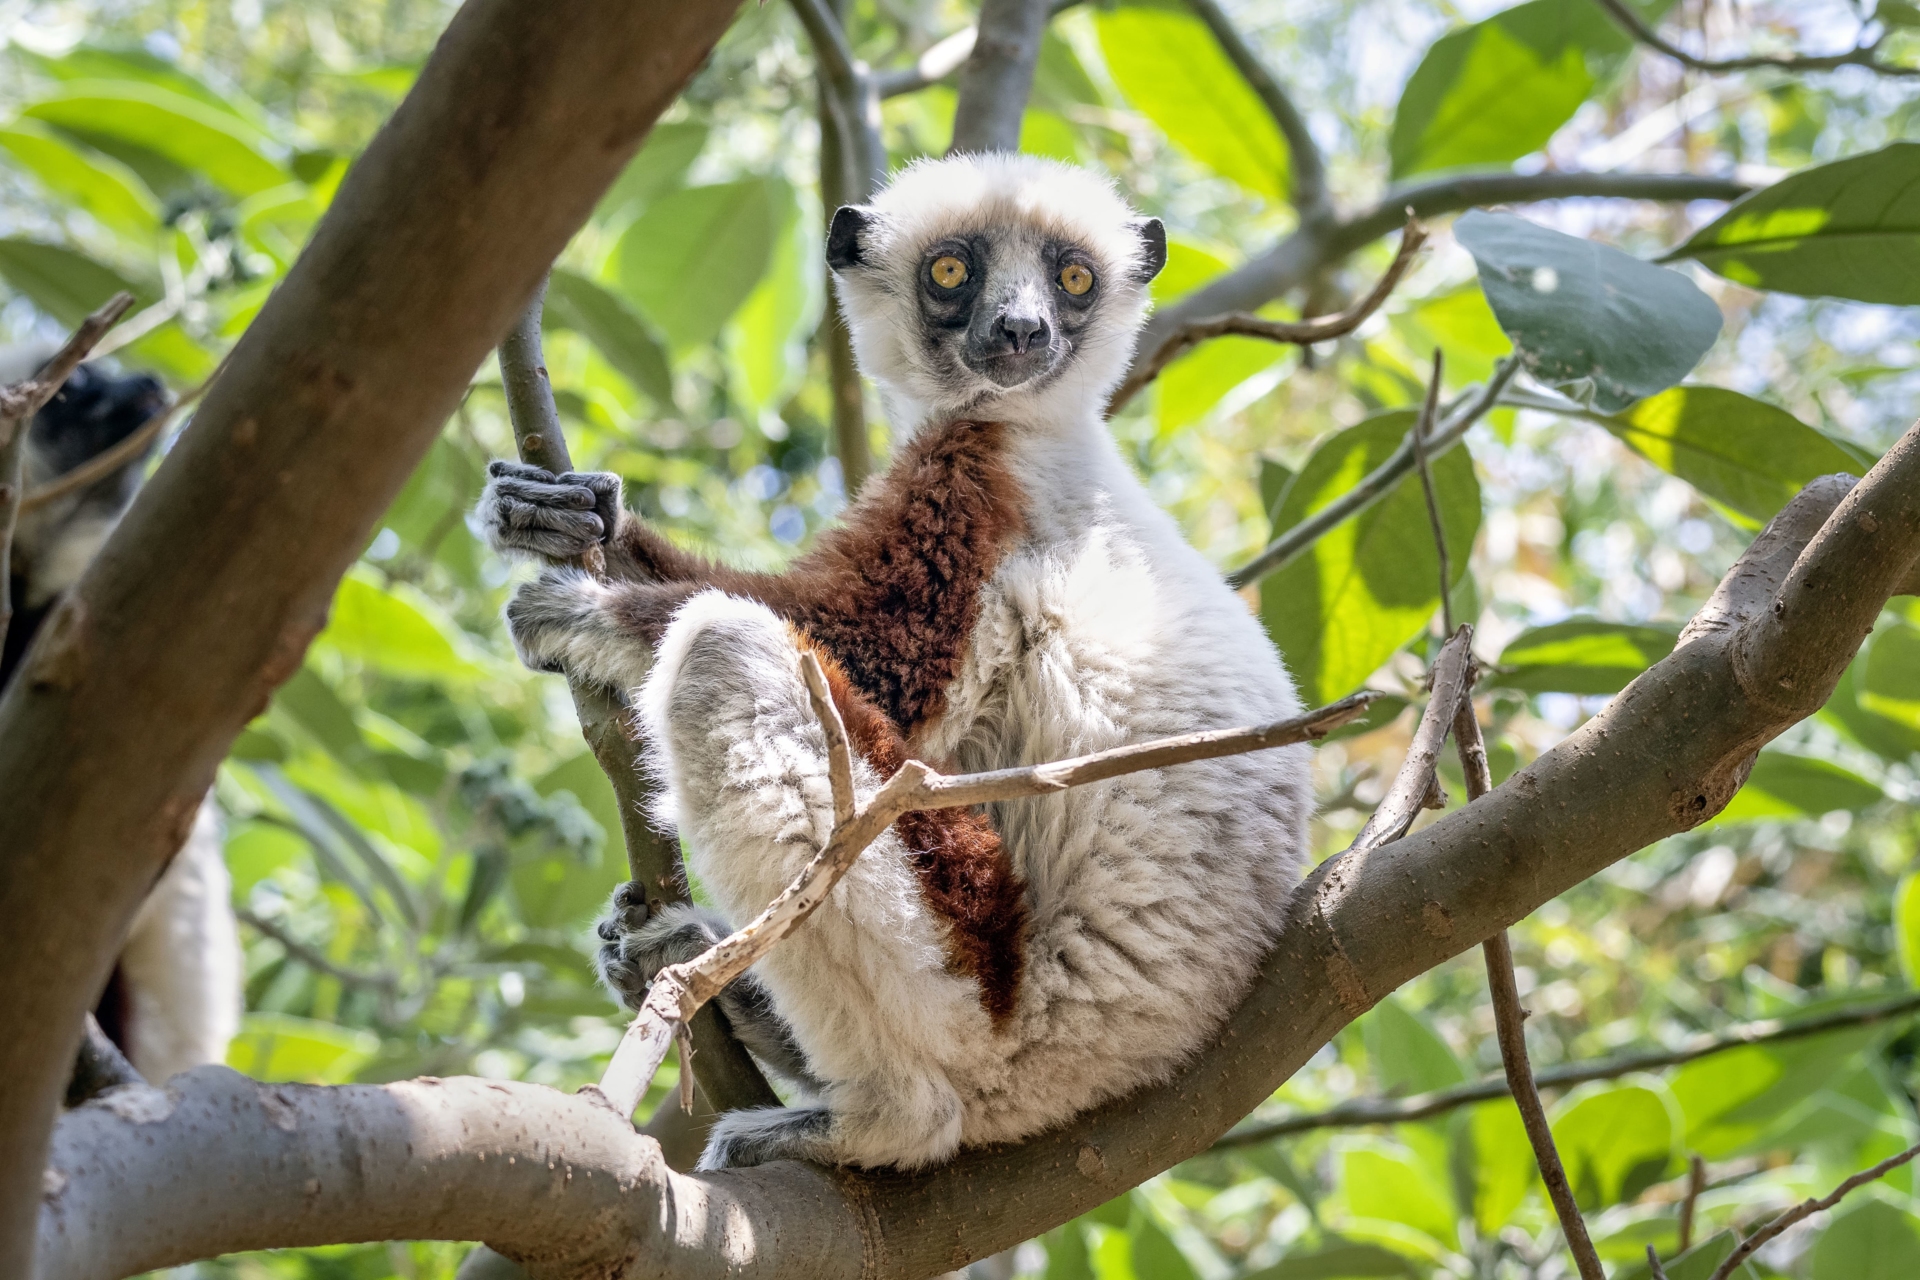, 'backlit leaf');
227,1013,378,1084
545,268,675,407
726,195,821,418
1364,996,1468,1095
1492,618,1679,695
315,569,490,682
1331,1139,1461,1250
25,82,287,196
0,120,159,238
1468,1102,1535,1235
0,236,153,324
617,177,788,349
1457,210,1722,411
594,120,708,226
1811,1200,1920,1280
1712,750,1882,825
1550,1083,1676,1209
